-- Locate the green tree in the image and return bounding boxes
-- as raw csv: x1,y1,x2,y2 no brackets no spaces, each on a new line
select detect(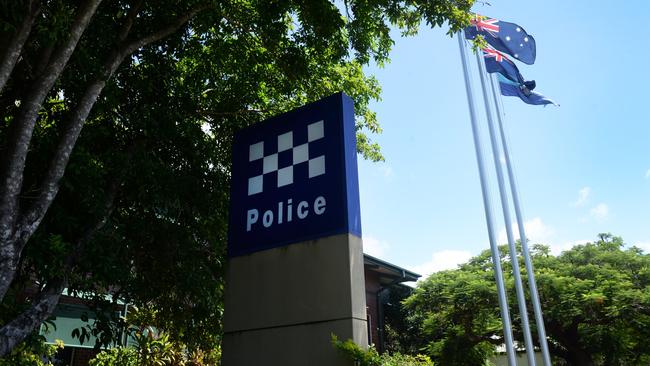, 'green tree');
383,284,423,356
405,234,650,365
0,0,475,357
